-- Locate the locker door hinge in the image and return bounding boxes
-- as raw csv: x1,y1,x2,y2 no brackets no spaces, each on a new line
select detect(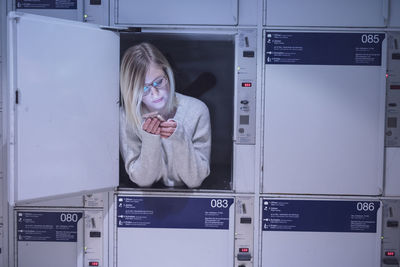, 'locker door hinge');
15,90,19,104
